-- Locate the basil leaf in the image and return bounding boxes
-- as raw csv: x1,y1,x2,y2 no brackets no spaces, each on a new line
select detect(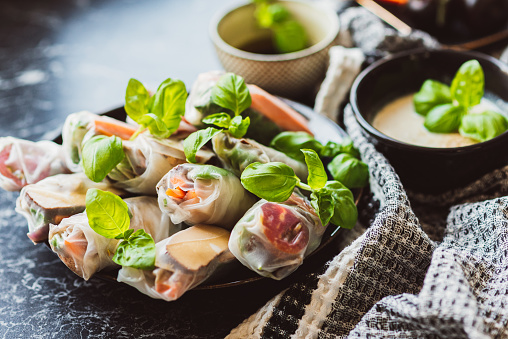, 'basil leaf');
451,59,484,108
183,127,222,163
270,131,323,161
325,181,357,229
150,78,188,135
189,164,232,180
424,103,464,133
81,135,125,183
241,162,298,202
327,153,369,189
202,113,232,128
459,110,508,142
85,188,130,239
125,78,150,122
138,113,170,138
255,3,289,28
228,116,250,138
112,229,156,270
273,20,307,53
310,190,335,227
211,73,251,116
301,149,327,190
320,138,360,159
413,80,452,116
